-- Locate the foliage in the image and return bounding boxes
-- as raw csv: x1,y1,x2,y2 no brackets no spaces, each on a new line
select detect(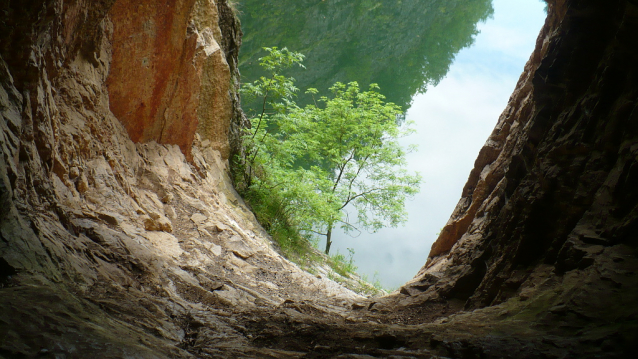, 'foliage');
360,271,393,293
240,47,304,131
238,0,494,111
240,47,421,256
240,181,314,259
329,248,358,277
236,47,314,259
283,81,421,253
